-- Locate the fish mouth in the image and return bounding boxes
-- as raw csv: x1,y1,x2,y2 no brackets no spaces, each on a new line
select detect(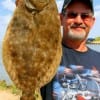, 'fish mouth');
25,0,49,11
